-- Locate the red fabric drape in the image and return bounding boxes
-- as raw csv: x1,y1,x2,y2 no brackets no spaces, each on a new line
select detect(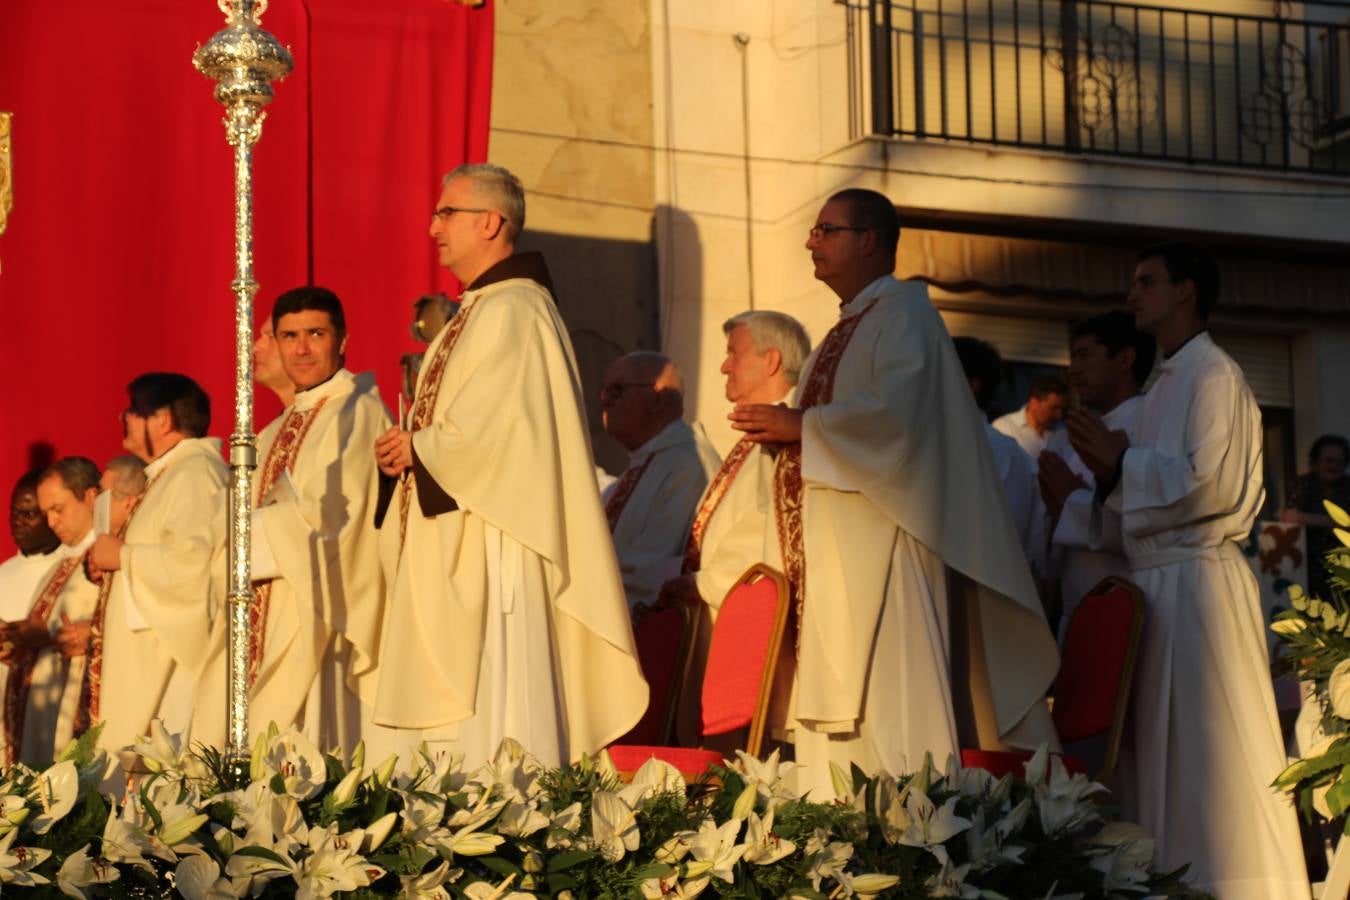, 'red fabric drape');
0,0,493,555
